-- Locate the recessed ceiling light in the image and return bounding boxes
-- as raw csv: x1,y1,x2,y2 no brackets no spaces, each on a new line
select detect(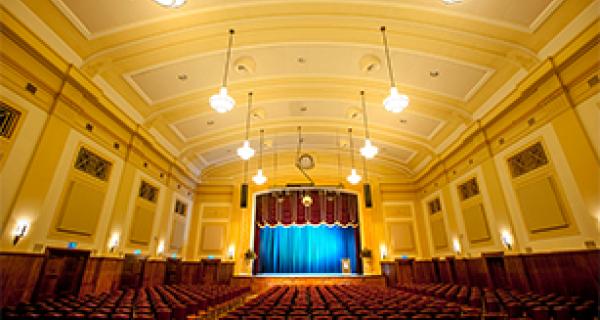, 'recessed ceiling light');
429,70,440,77
233,56,256,75
177,74,188,81
297,57,306,64
359,54,381,74
442,0,462,4
206,120,214,125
